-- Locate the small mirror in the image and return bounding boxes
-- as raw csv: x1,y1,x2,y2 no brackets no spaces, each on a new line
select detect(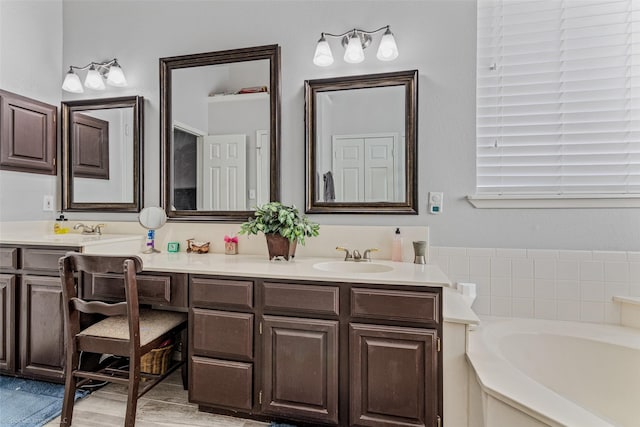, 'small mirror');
139,206,167,230
305,70,418,214
160,45,280,222
62,96,143,212
139,206,167,253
